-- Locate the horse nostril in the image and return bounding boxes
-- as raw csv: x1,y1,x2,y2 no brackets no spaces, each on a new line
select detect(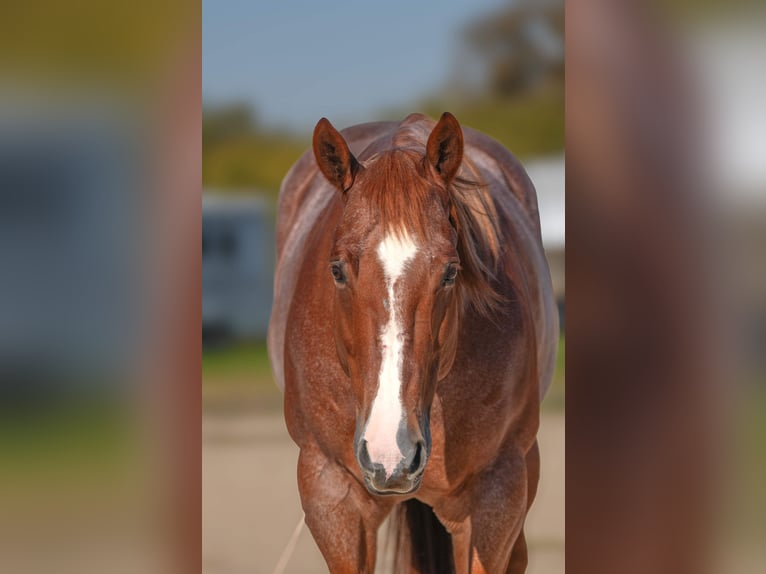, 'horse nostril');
358,439,372,470
408,441,426,475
